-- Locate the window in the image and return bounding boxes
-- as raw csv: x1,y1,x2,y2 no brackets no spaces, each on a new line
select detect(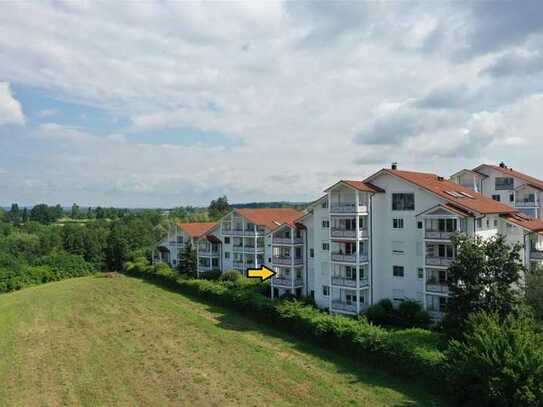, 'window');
476,219,482,229
322,220,330,228
321,200,328,209
392,193,415,211
509,194,515,202
310,248,314,258
393,218,404,229
491,194,500,202
322,285,330,296
212,258,219,267
417,268,424,279
224,236,230,244
225,251,230,259
345,293,356,305
393,265,405,277
322,242,330,251
495,177,514,190
486,219,490,227
172,259,177,266
494,219,498,227
417,221,423,229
